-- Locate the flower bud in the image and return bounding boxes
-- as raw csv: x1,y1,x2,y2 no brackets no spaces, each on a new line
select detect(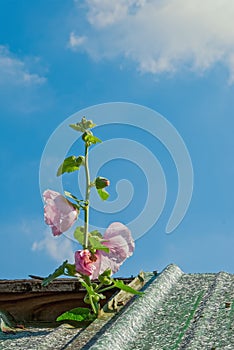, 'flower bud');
82,130,93,142
95,176,110,189
102,277,112,285
98,275,112,285
93,294,100,303
84,294,91,304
